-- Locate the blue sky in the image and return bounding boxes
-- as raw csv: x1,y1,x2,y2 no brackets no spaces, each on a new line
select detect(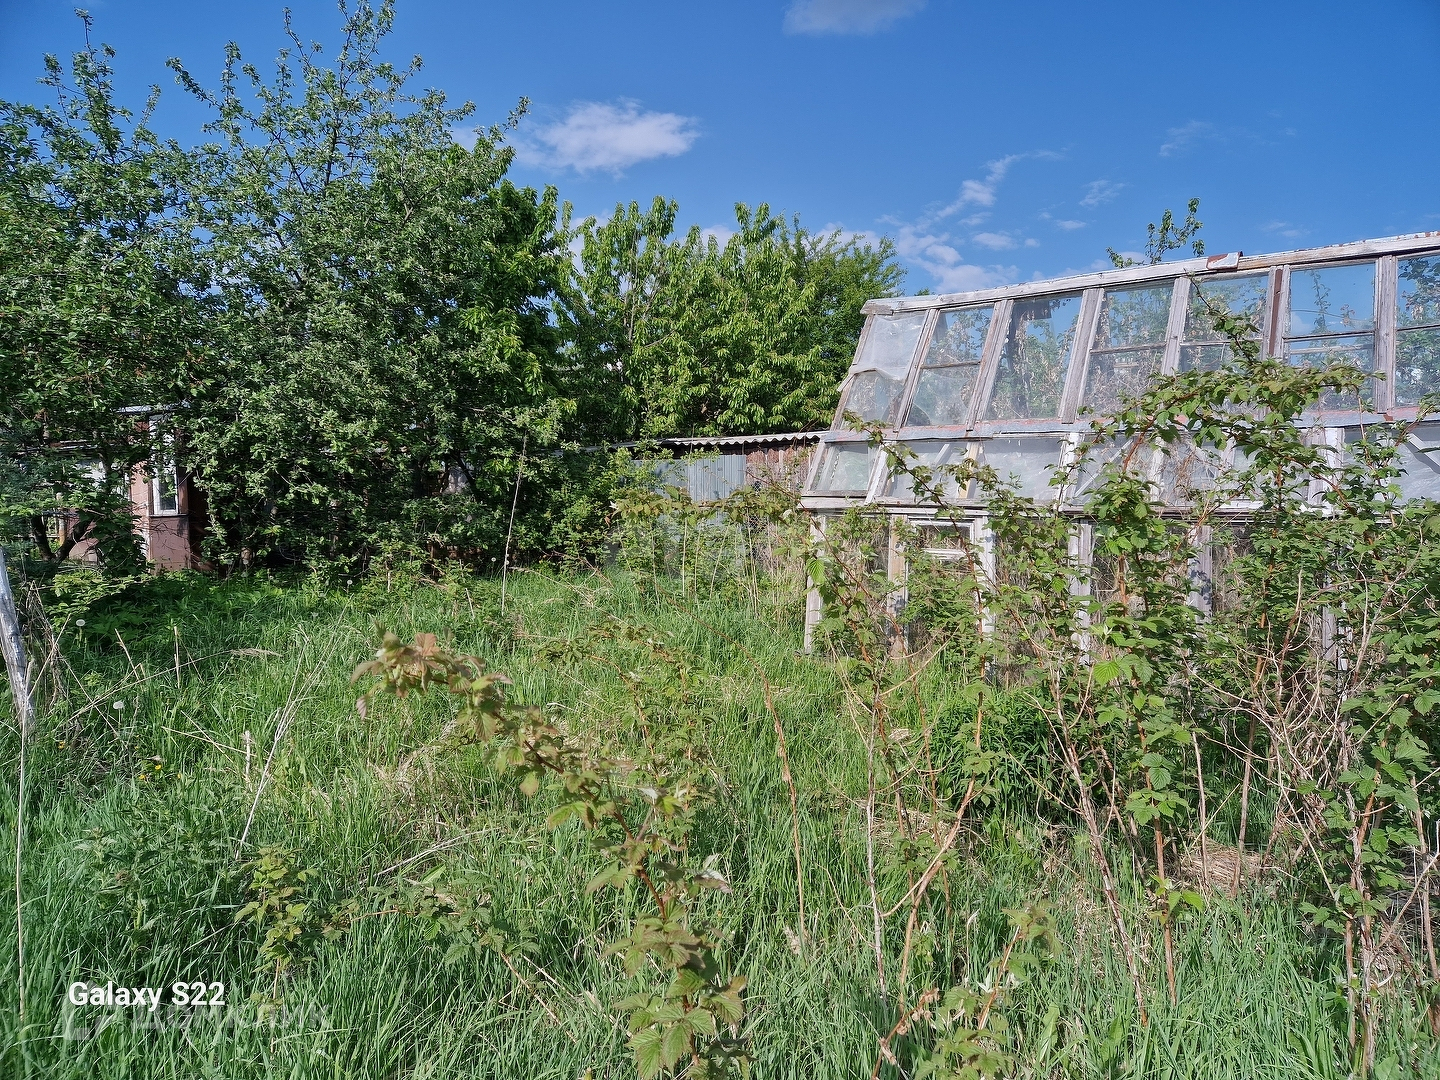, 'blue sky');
3,0,1438,295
